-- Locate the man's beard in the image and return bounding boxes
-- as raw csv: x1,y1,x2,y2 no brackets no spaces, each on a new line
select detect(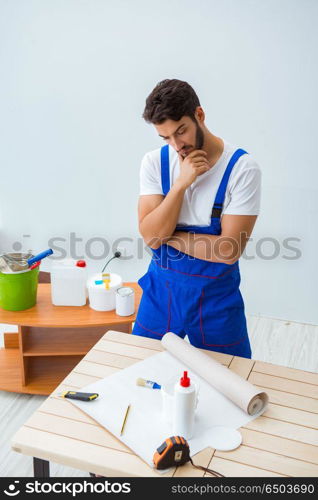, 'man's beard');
180,121,204,157
195,121,204,149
